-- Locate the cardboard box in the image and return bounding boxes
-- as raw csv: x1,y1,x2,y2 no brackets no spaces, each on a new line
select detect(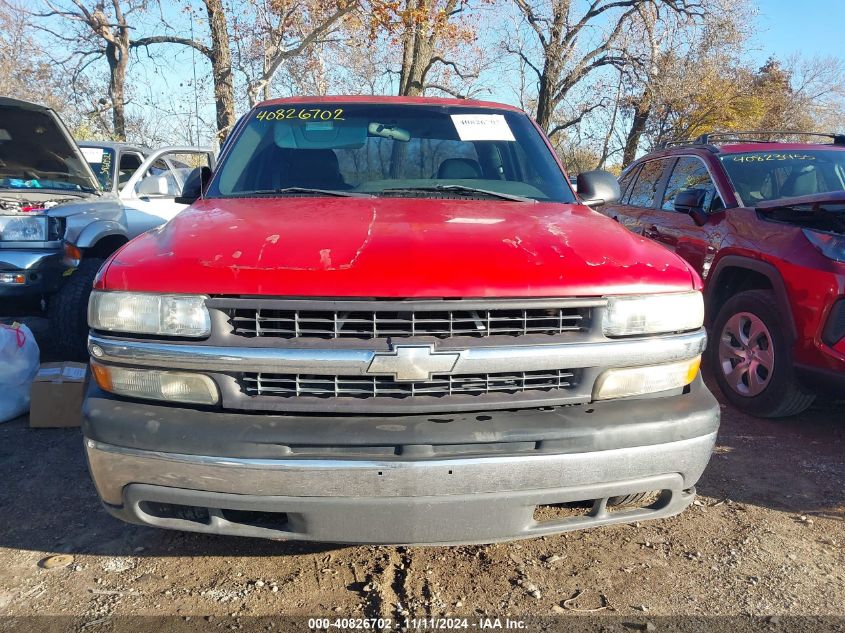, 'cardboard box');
29,362,88,428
